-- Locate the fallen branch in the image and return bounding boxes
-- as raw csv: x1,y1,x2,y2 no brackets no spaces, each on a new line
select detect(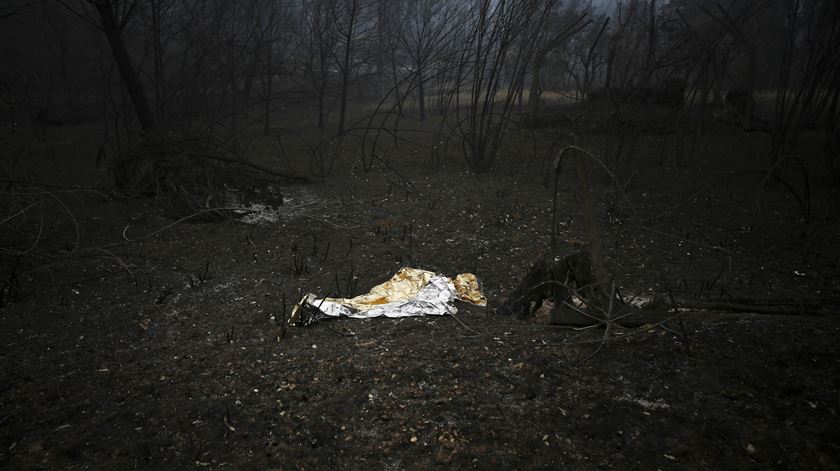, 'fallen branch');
672,300,829,316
